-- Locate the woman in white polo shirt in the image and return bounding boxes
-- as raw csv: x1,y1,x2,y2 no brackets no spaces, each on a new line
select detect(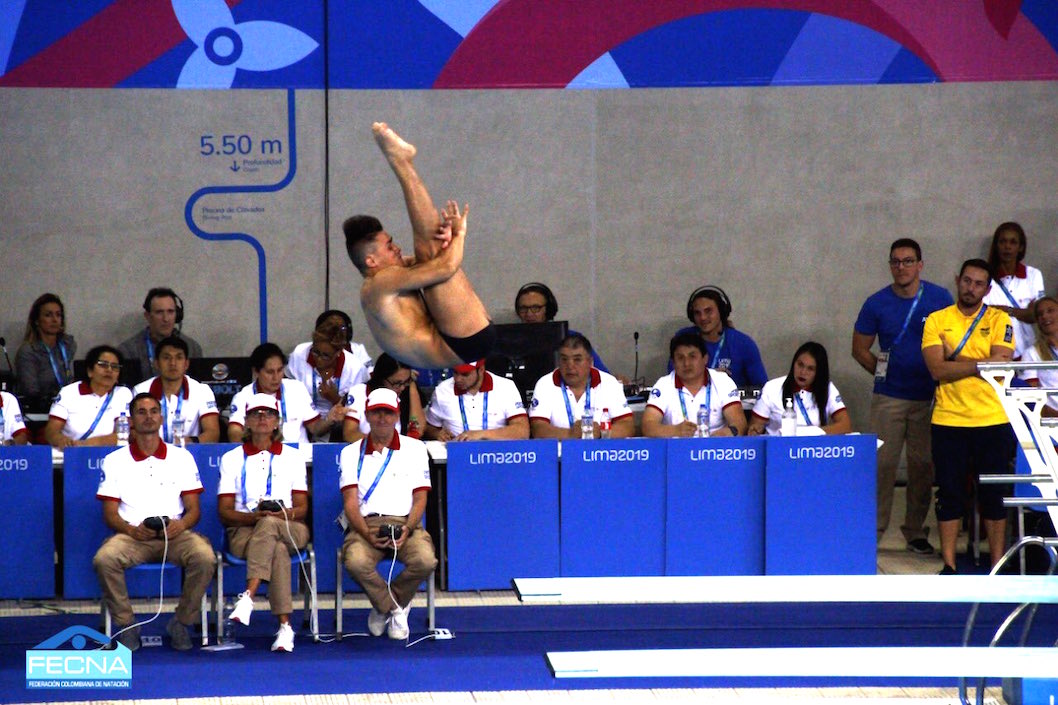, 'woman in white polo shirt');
286,318,368,441
748,341,851,436
984,221,1046,360
227,342,345,448
44,345,133,449
217,393,309,653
